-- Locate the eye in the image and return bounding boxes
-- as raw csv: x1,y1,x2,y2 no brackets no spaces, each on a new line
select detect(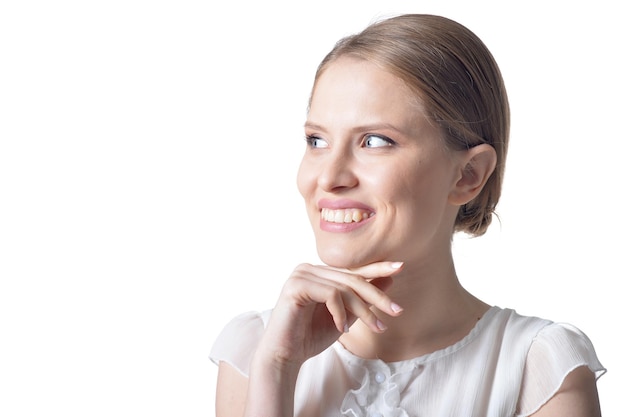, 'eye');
363,134,395,148
305,135,329,148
